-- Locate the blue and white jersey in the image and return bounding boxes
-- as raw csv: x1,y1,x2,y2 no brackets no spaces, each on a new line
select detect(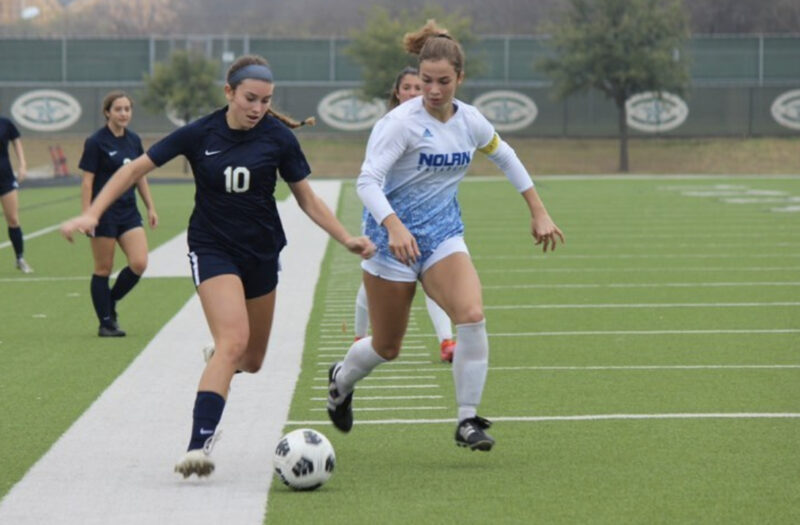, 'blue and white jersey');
79,126,144,223
147,108,311,262
358,97,495,260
